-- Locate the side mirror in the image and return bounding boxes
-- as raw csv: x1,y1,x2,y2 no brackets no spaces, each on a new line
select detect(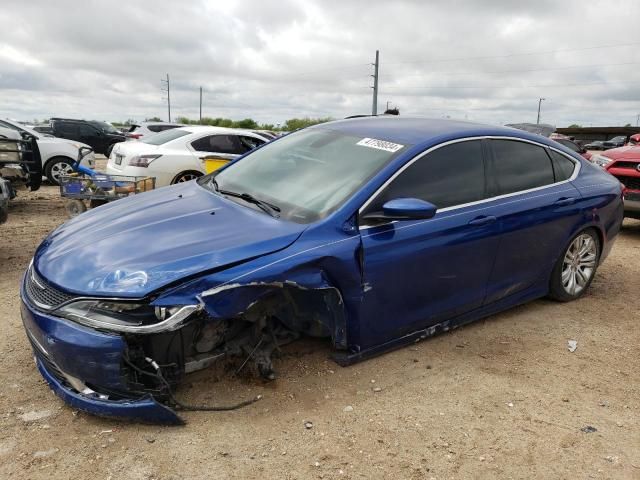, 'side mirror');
363,198,437,222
